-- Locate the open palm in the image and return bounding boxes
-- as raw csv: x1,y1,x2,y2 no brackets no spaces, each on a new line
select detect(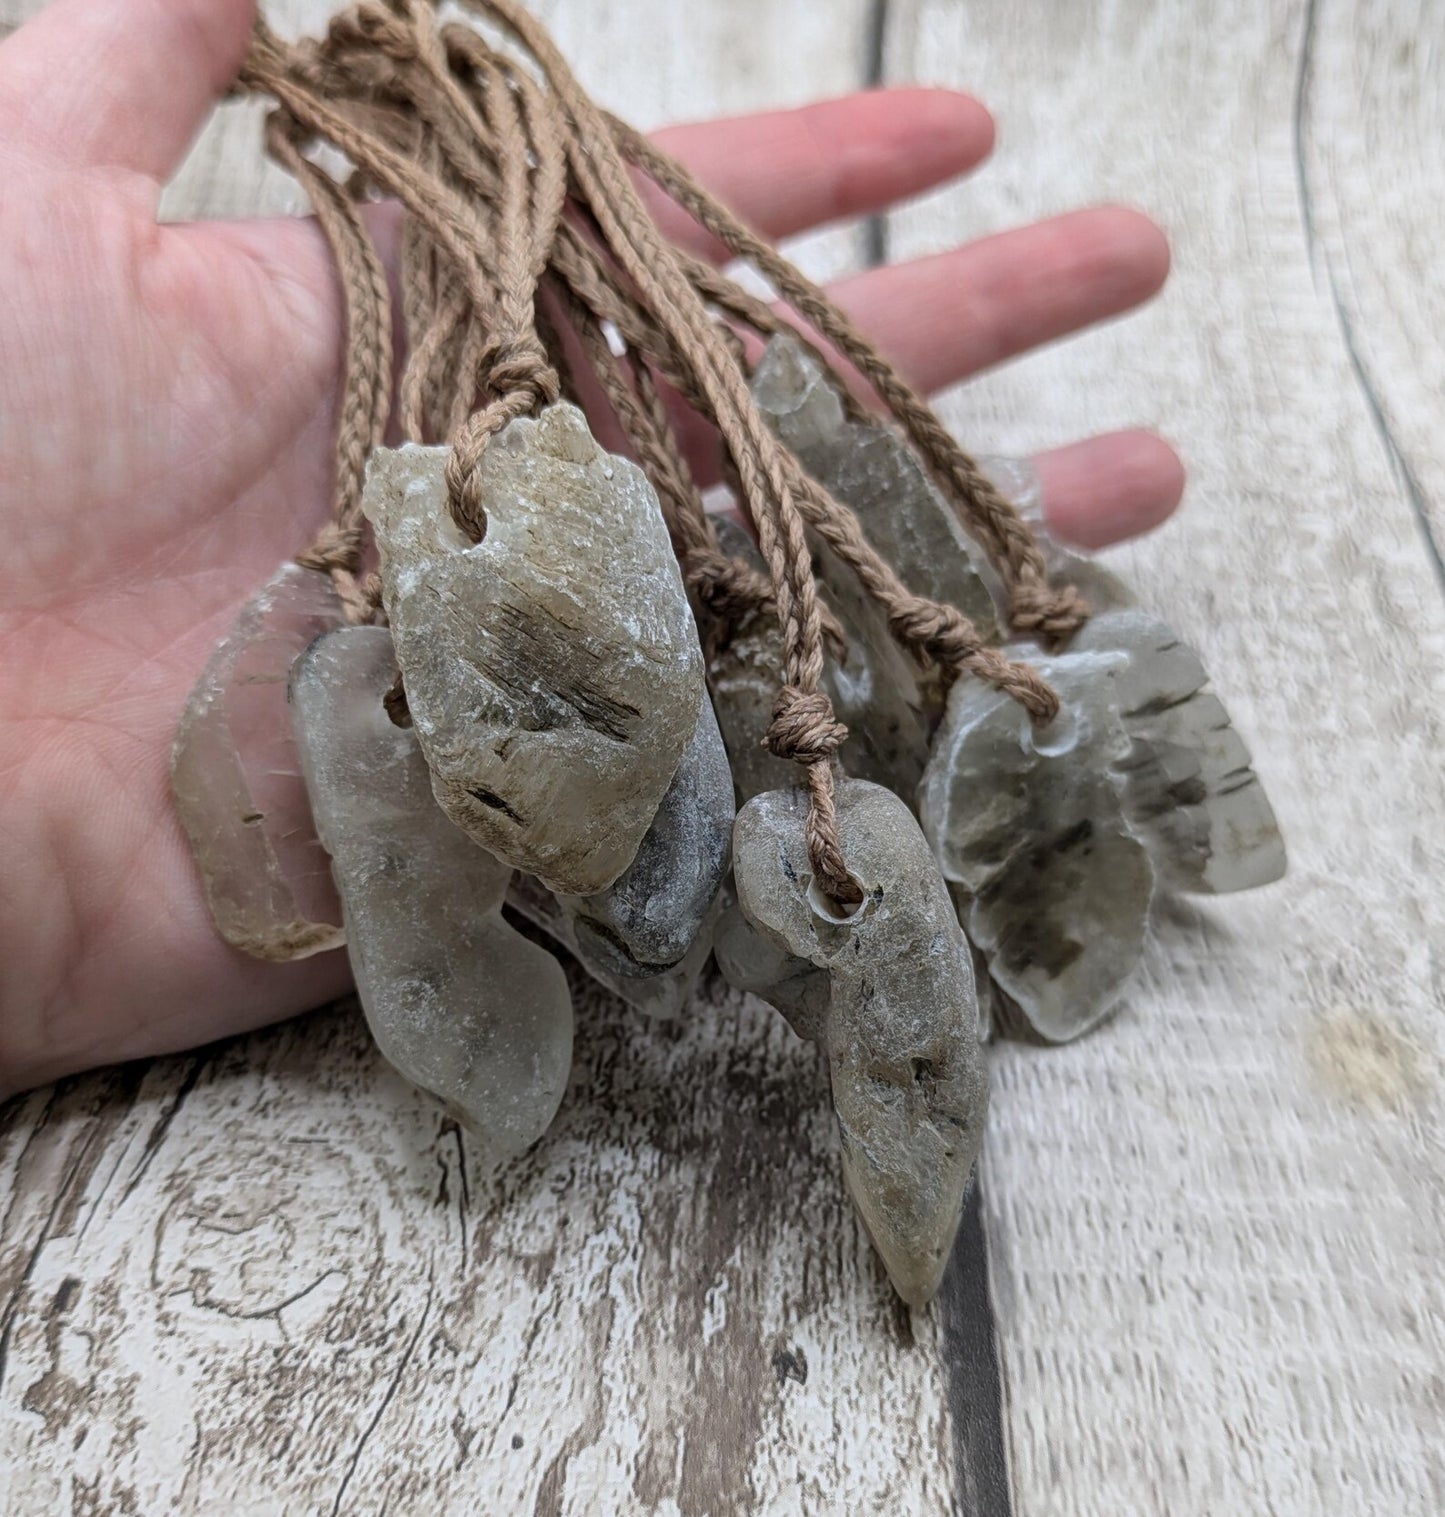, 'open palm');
0,0,1181,1092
